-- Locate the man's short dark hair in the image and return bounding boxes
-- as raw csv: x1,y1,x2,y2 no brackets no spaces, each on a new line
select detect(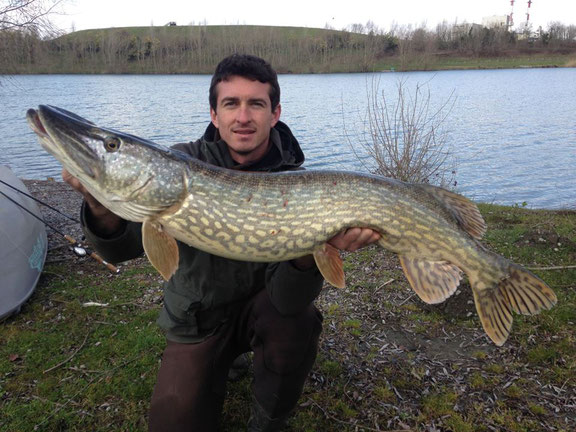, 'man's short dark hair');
209,54,280,112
